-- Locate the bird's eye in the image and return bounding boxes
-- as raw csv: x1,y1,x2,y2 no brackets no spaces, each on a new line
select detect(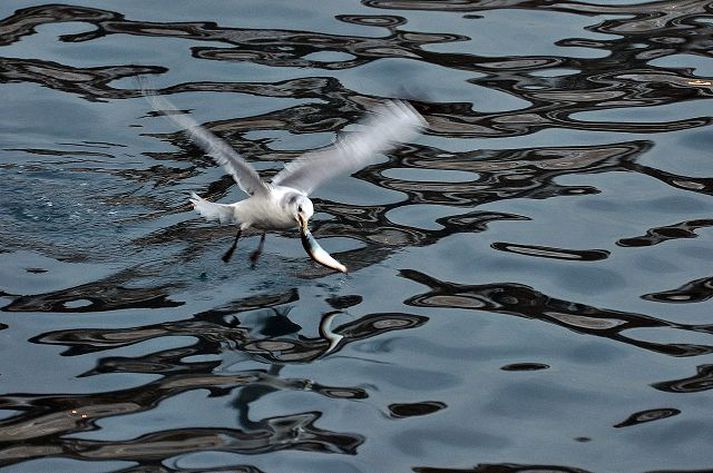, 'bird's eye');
298,205,303,213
